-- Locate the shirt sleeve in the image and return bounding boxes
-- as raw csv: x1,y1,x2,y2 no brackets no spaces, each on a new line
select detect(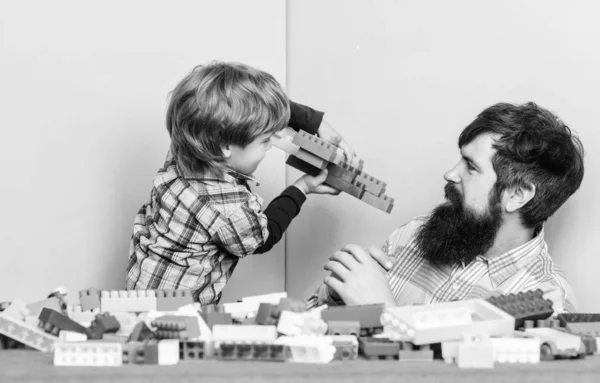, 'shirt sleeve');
542,275,578,315
288,101,324,135
213,192,269,257
254,186,306,254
